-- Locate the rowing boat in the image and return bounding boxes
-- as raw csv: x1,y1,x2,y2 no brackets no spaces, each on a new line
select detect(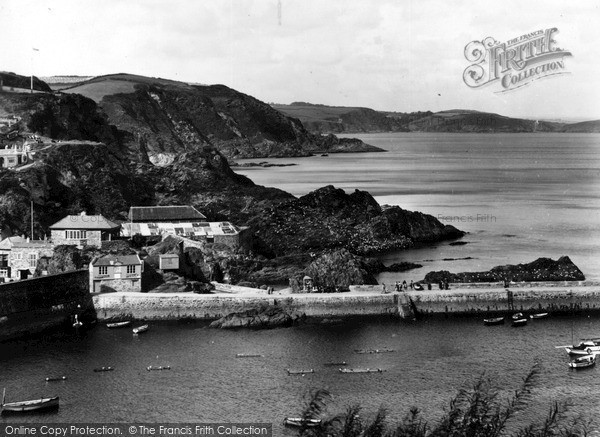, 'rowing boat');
106,321,131,329
1,389,59,413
